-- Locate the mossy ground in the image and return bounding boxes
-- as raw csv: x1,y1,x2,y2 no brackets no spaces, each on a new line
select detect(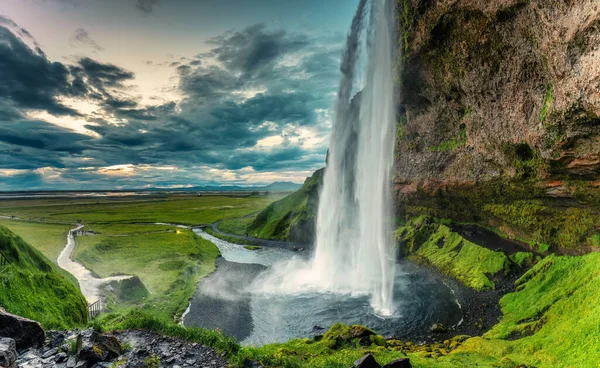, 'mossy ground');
396,217,510,290
0,226,88,329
